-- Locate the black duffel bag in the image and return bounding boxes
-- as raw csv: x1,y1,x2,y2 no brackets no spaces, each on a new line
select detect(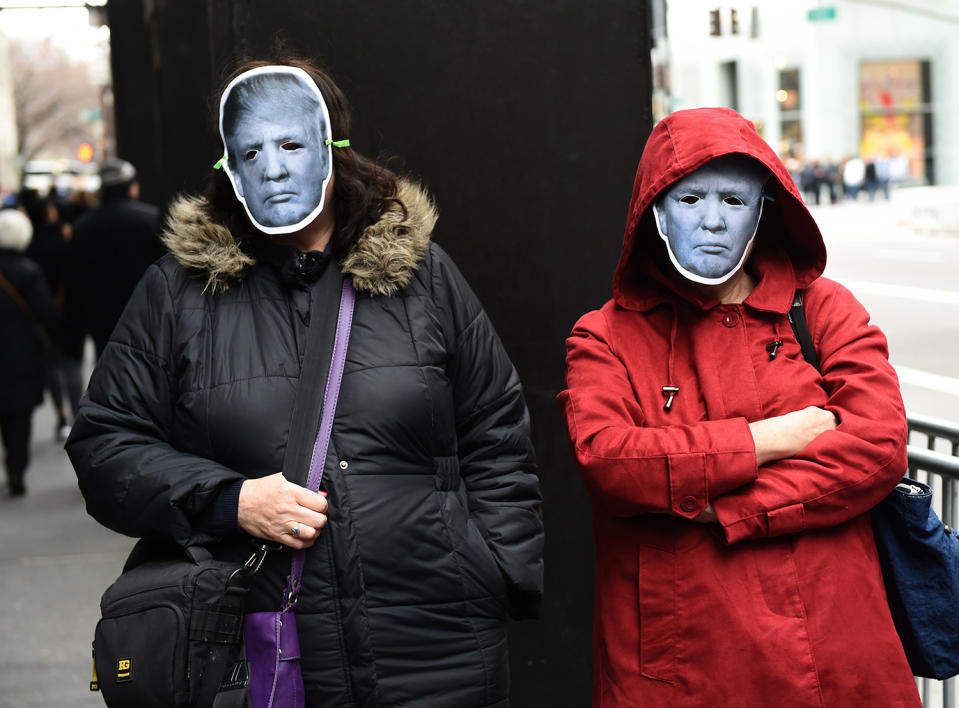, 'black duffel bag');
91,538,265,707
